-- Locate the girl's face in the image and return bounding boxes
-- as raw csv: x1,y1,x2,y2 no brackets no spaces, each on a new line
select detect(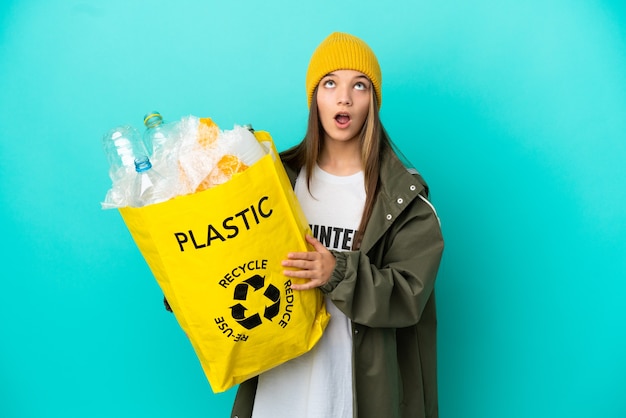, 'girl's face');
316,69,371,145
